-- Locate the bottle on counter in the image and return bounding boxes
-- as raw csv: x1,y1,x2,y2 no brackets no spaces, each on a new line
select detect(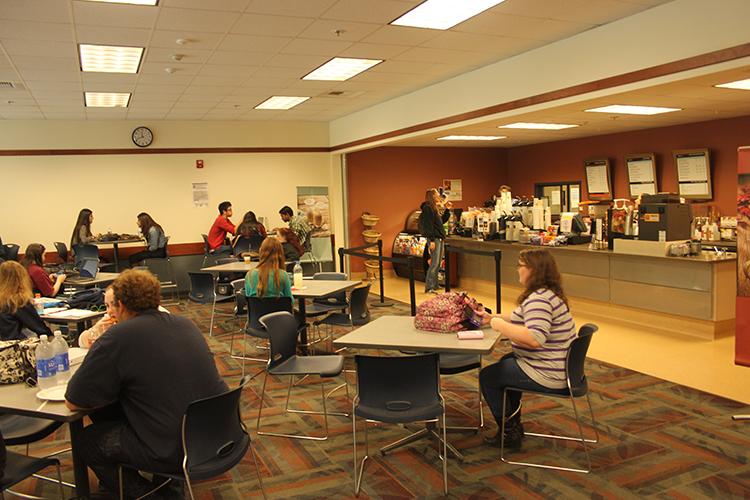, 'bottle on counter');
35,335,57,390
